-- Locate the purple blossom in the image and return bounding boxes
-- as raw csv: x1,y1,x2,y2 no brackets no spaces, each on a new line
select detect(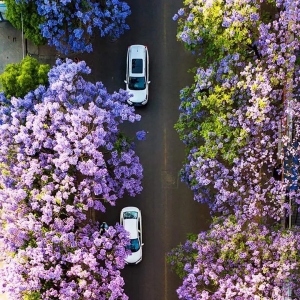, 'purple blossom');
178,8,185,16
22,0,131,54
136,130,147,141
